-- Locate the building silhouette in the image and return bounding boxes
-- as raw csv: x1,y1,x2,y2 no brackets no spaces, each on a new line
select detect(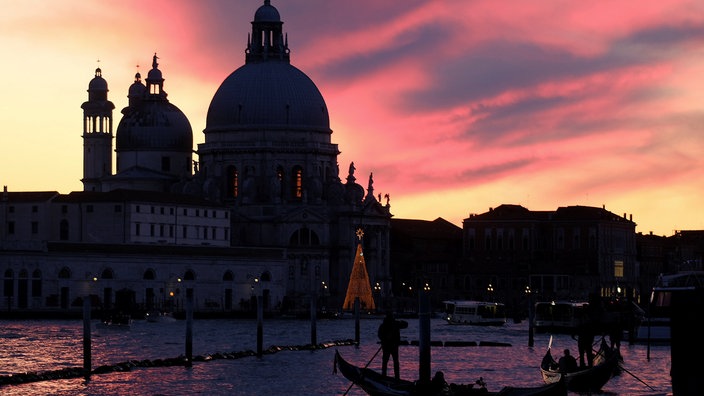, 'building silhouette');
389,204,643,318
0,1,391,317
2,1,701,320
